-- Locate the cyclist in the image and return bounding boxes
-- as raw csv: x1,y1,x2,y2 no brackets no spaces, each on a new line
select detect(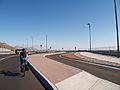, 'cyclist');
20,48,29,72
